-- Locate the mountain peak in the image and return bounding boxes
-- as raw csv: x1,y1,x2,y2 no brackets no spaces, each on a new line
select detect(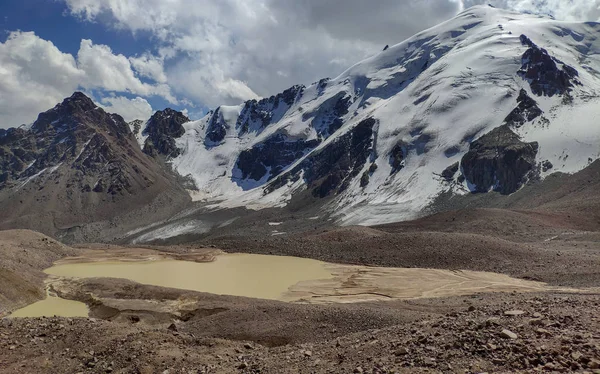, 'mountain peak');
459,3,521,16
31,92,99,133
146,108,189,130
61,91,97,112
155,107,185,116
